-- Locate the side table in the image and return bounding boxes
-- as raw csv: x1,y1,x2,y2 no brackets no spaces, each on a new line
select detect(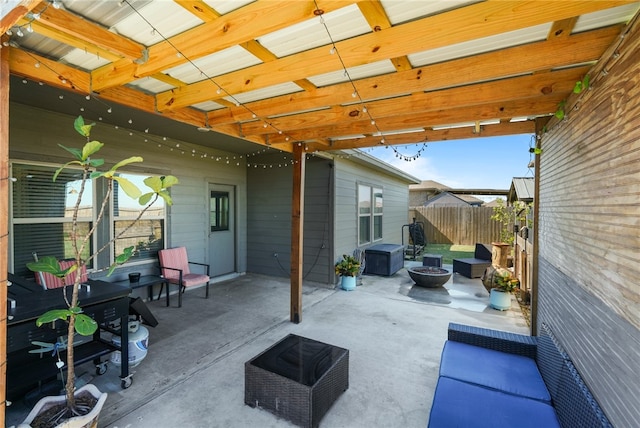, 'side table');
245,334,349,428
112,275,166,302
